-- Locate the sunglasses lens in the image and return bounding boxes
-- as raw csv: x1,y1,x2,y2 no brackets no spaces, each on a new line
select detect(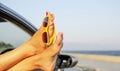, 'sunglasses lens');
43,17,48,27
42,32,47,43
